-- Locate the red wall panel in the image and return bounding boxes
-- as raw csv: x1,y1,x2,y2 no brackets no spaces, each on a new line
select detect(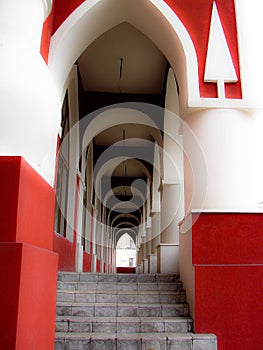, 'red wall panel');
53,232,75,271
0,243,58,350
17,244,58,350
193,212,263,350
195,266,263,350
83,251,92,272
0,157,20,242
17,158,55,250
96,258,101,273
52,0,85,34
192,213,263,264
0,244,22,349
0,157,55,250
40,10,54,63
